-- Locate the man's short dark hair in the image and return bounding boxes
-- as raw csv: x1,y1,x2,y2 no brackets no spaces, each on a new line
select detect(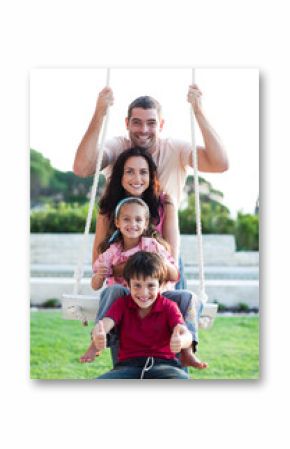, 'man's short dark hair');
127,96,162,119
124,251,166,285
